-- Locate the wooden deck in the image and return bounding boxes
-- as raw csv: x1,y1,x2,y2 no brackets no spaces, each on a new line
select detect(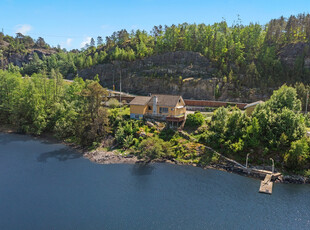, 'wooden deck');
166,116,185,122
259,174,273,194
